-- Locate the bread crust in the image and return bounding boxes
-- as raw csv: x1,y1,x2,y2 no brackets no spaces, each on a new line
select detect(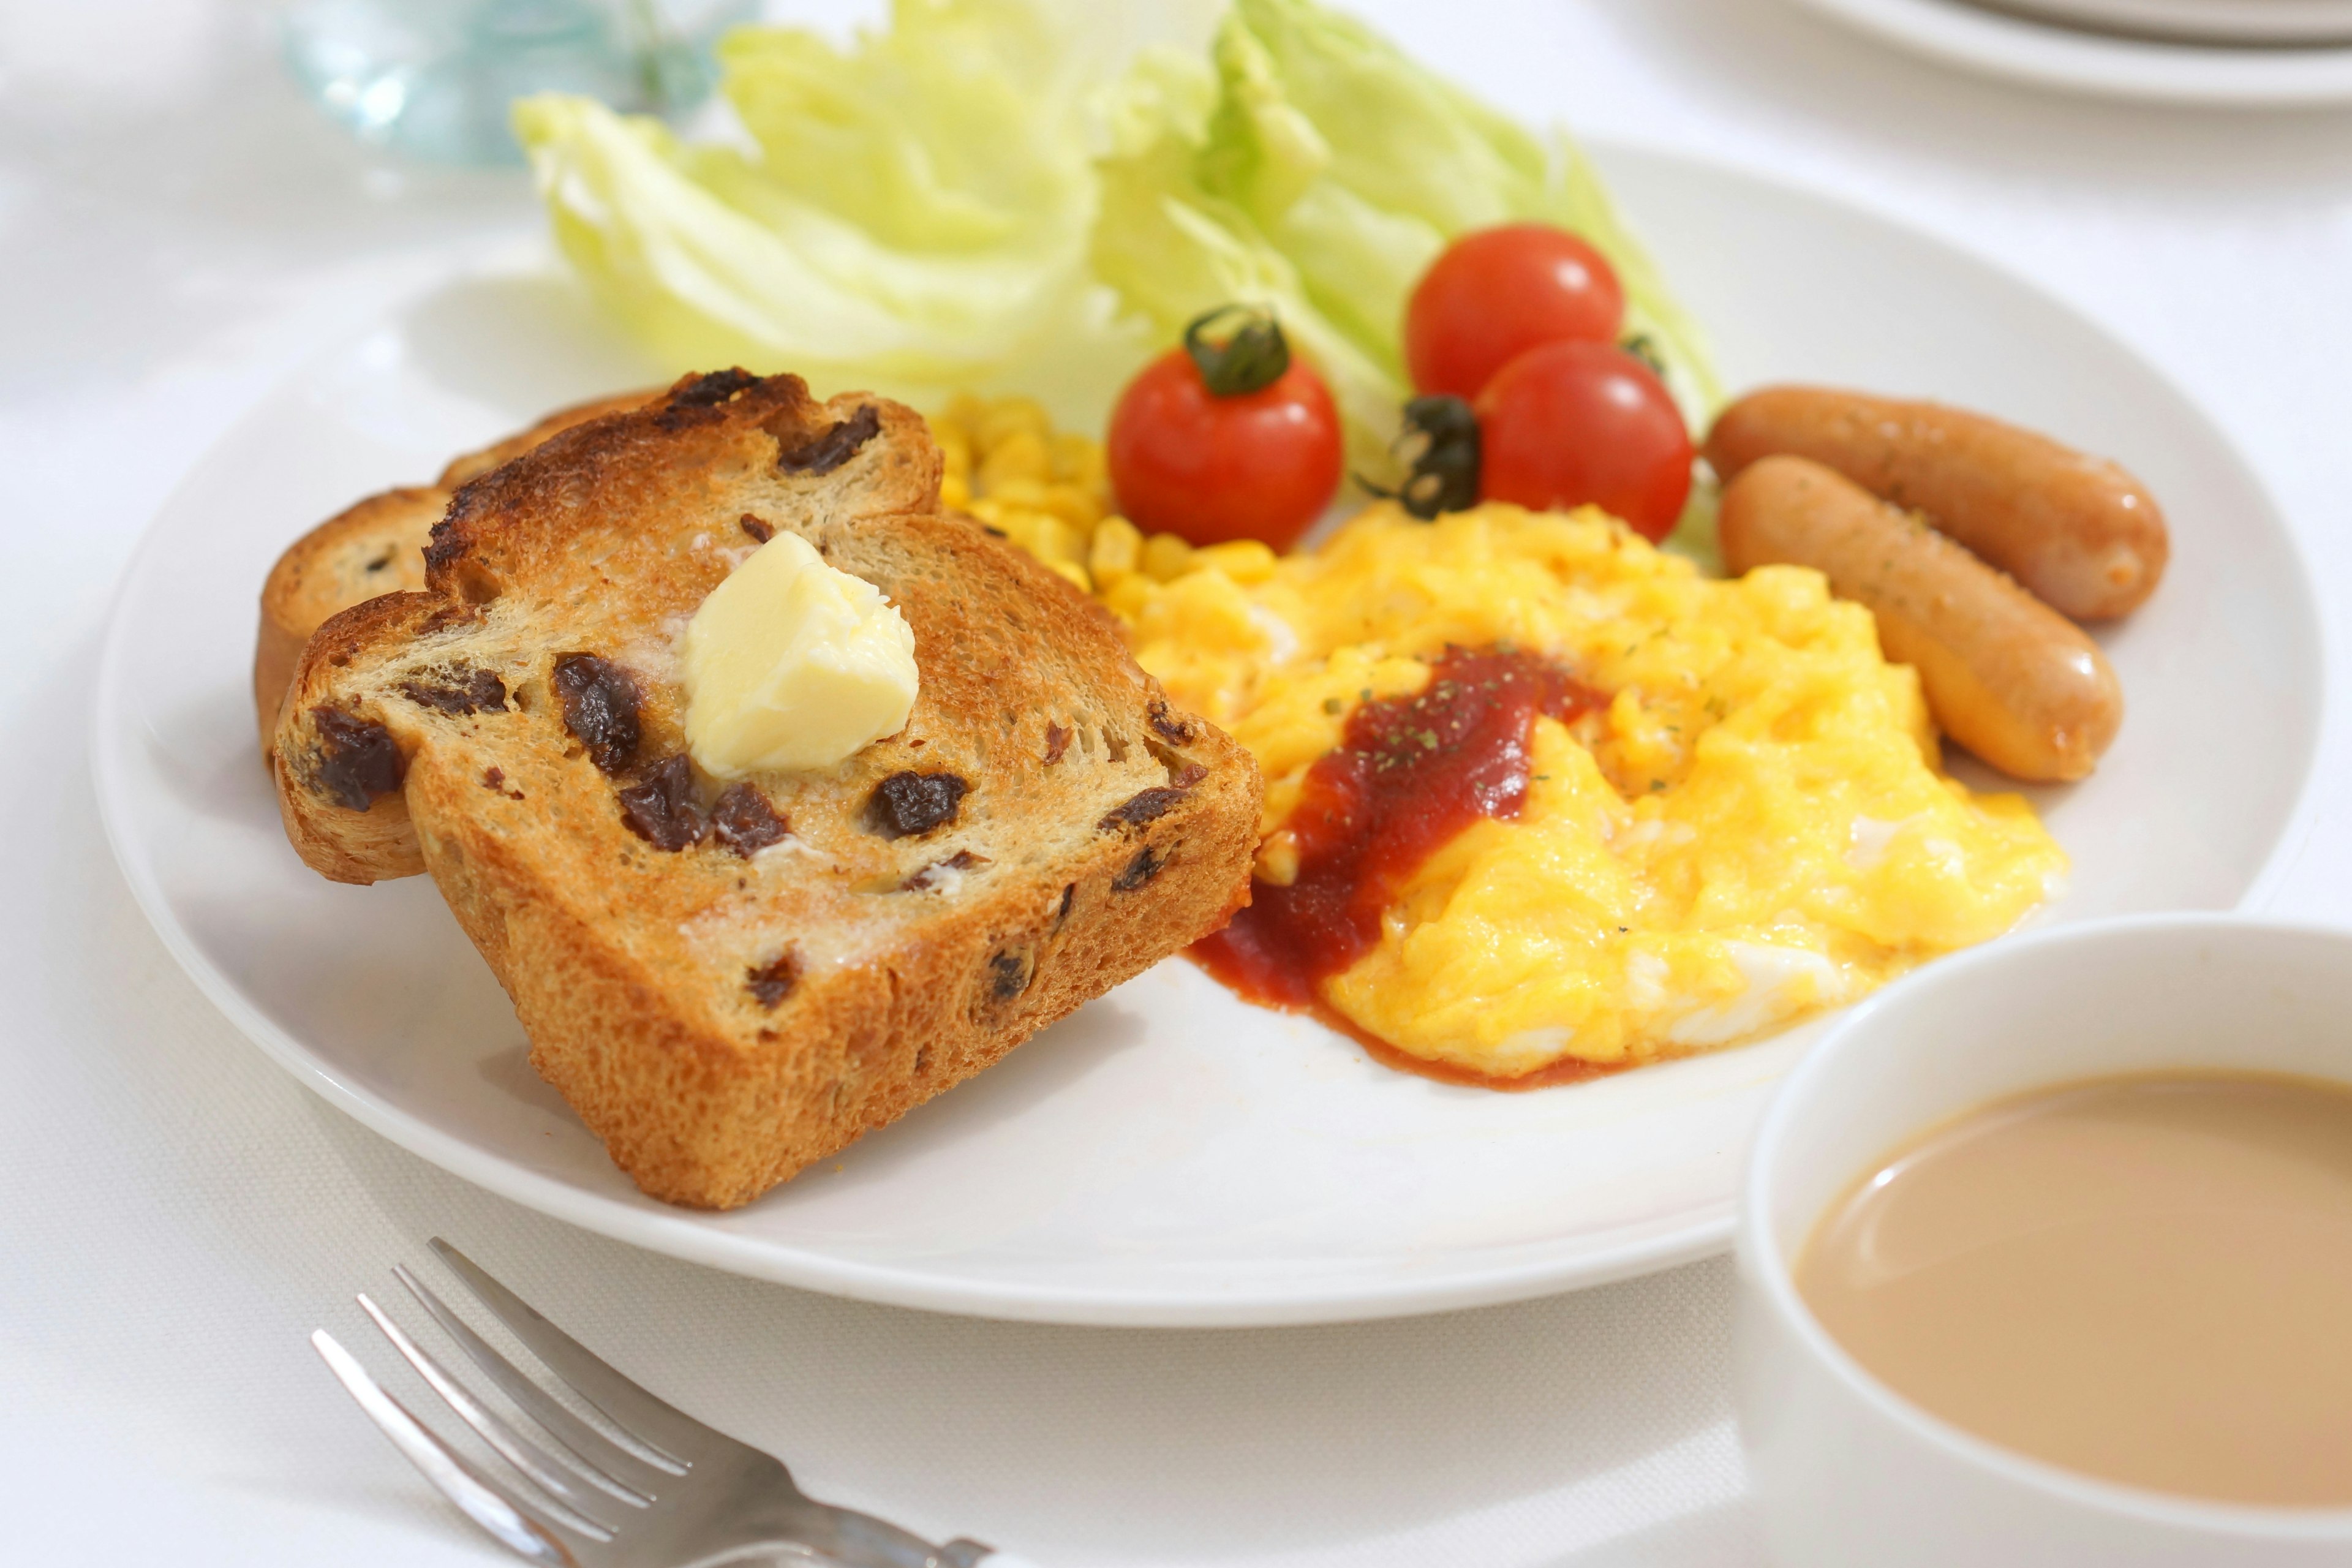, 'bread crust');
254,489,442,757
270,371,1261,1207
253,391,656,756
